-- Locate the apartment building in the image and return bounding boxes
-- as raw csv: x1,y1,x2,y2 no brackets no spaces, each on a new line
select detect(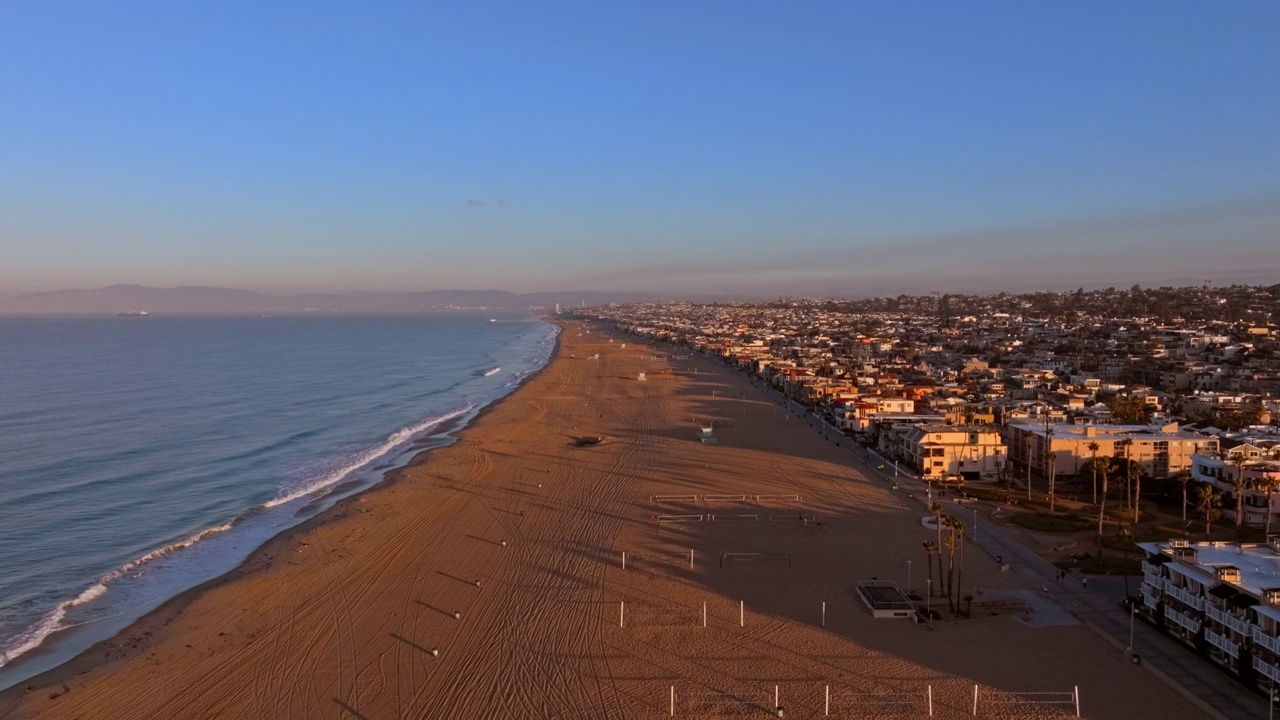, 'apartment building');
1191,446,1280,528
897,425,1006,481
1138,539,1280,692
835,397,916,432
1005,421,1218,480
